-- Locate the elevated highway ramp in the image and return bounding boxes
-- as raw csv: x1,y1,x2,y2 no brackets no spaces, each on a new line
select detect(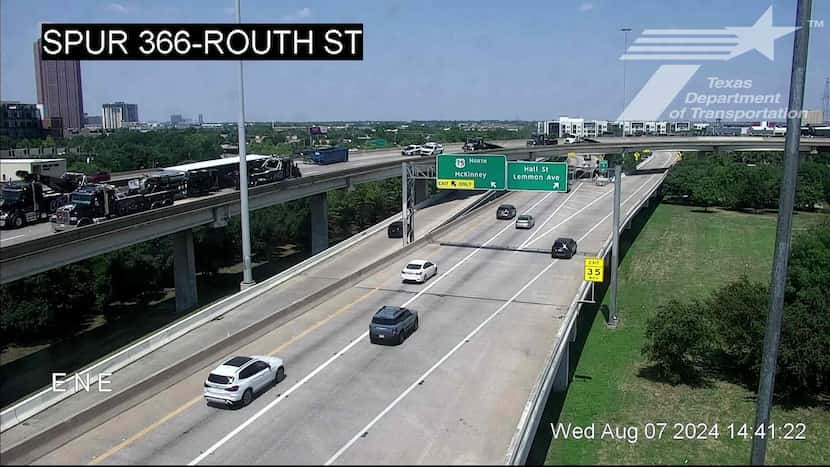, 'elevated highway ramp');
3,152,674,465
